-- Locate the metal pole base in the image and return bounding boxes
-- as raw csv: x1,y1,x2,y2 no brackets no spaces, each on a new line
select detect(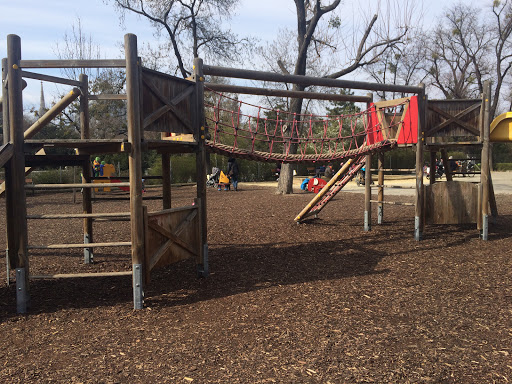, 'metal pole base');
132,264,144,310
16,268,28,314
197,244,209,278
481,214,489,240
364,211,371,231
5,249,10,286
84,234,93,264
414,216,422,241
377,206,383,225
